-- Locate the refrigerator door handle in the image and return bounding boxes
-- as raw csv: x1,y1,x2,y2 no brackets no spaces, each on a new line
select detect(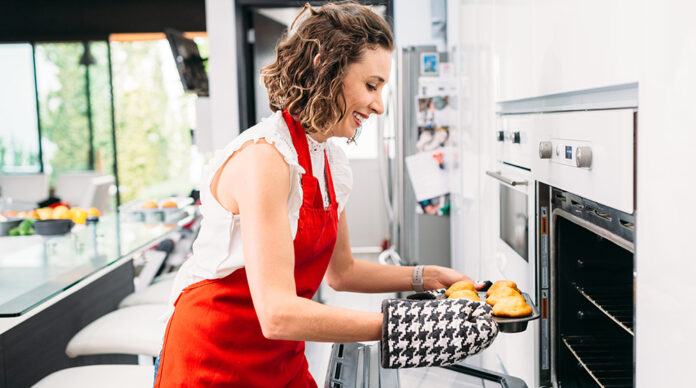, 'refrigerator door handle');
486,170,528,186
